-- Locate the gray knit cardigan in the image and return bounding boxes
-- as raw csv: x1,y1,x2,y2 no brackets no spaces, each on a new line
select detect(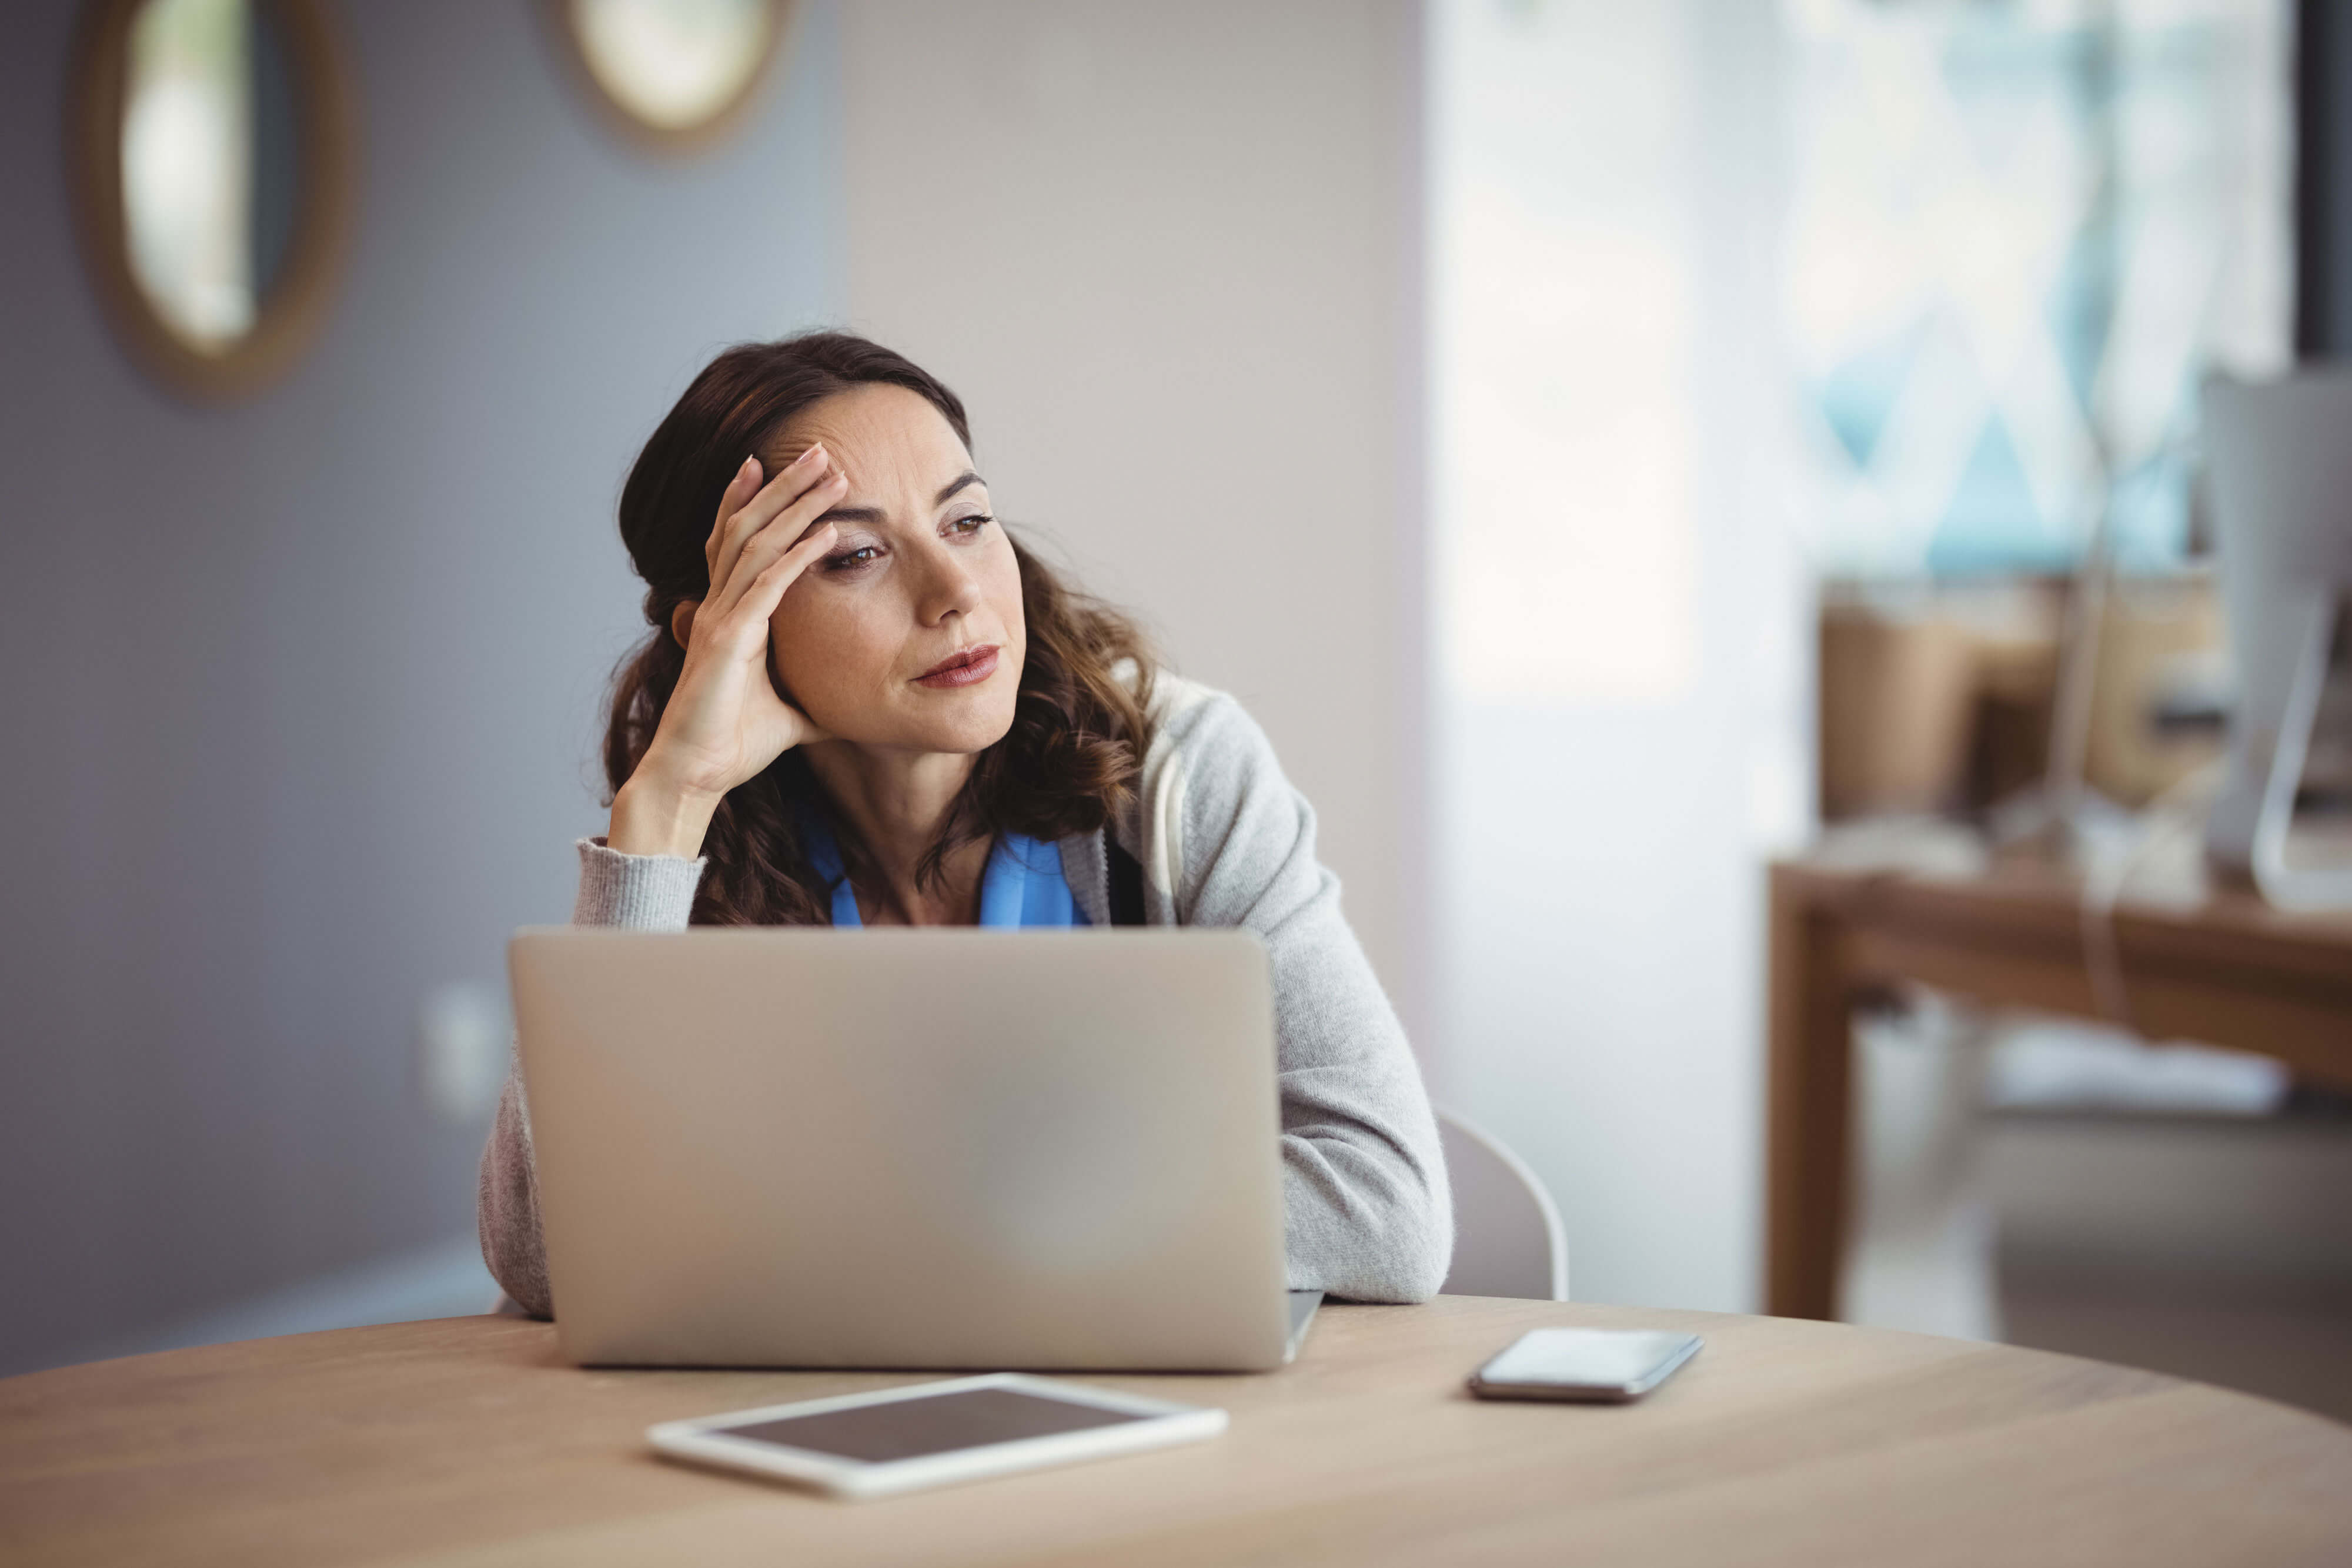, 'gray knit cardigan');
477,674,1453,1314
